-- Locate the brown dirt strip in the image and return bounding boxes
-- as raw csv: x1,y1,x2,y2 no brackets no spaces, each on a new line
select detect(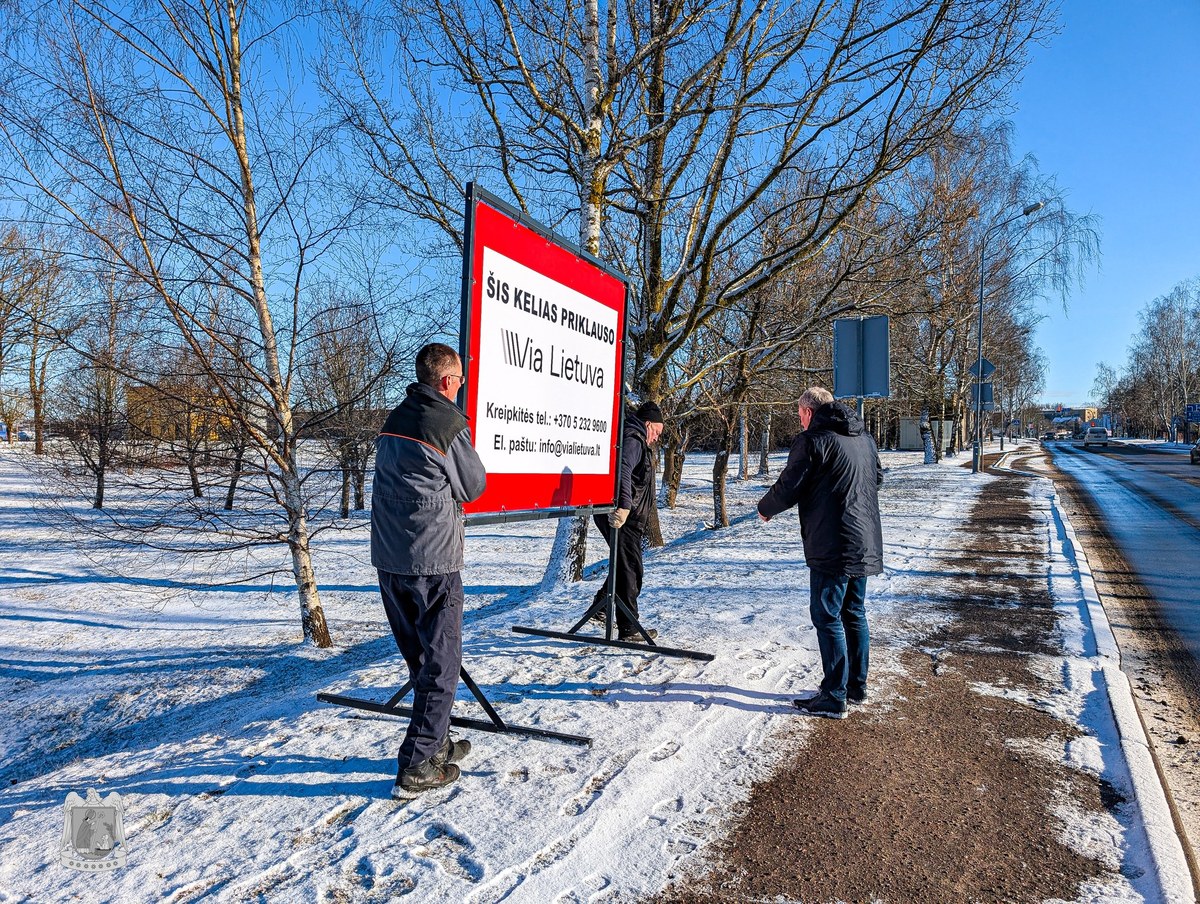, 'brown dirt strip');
653,473,1120,904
